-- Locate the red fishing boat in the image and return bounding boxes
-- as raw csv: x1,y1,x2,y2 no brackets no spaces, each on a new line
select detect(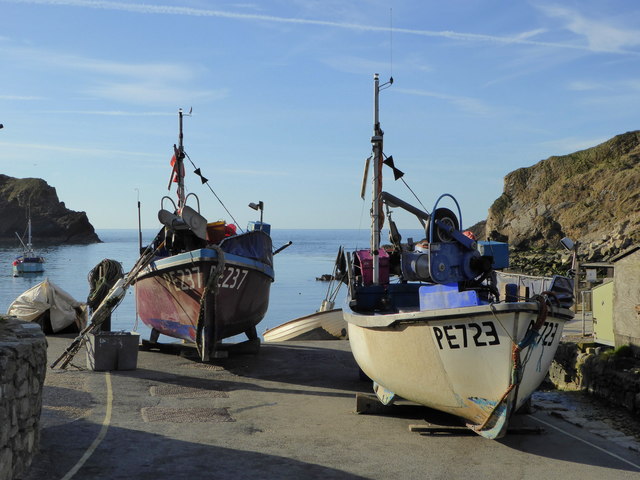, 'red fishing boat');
134,109,275,360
